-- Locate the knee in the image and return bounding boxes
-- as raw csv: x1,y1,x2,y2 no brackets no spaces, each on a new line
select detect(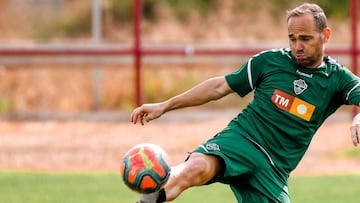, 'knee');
184,153,222,184
163,153,222,201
